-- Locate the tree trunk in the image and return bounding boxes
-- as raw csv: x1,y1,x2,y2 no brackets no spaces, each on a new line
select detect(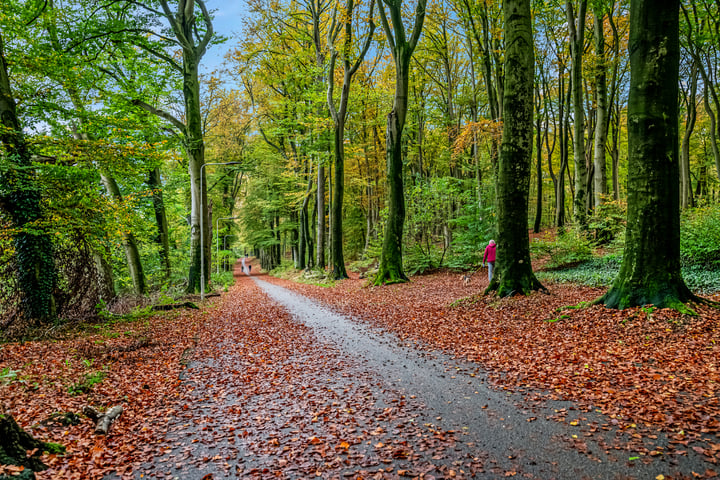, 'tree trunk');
374,0,426,285
705,86,720,183
592,5,609,208
99,171,147,295
534,84,543,234
292,210,300,268
186,76,208,294
330,121,349,278
0,31,57,323
556,65,570,229
485,0,544,297
607,8,623,202
376,106,409,284
680,62,698,210
92,247,116,303
567,0,588,228
149,0,214,295
147,167,171,279
599,0,696,310
0,413,64,477
316,163,326,268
